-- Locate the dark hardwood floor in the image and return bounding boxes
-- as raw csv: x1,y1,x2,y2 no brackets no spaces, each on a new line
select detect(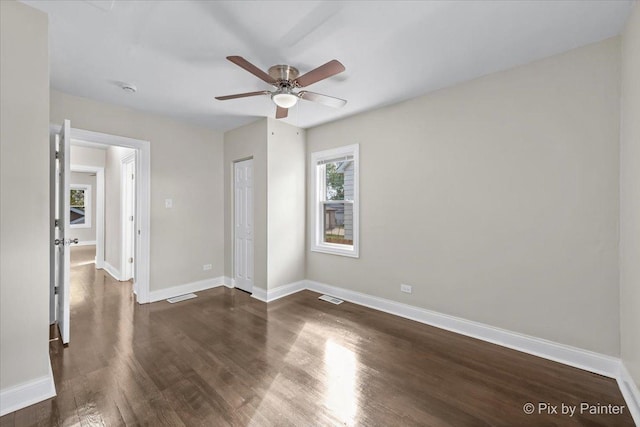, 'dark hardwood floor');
0,246,633,426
